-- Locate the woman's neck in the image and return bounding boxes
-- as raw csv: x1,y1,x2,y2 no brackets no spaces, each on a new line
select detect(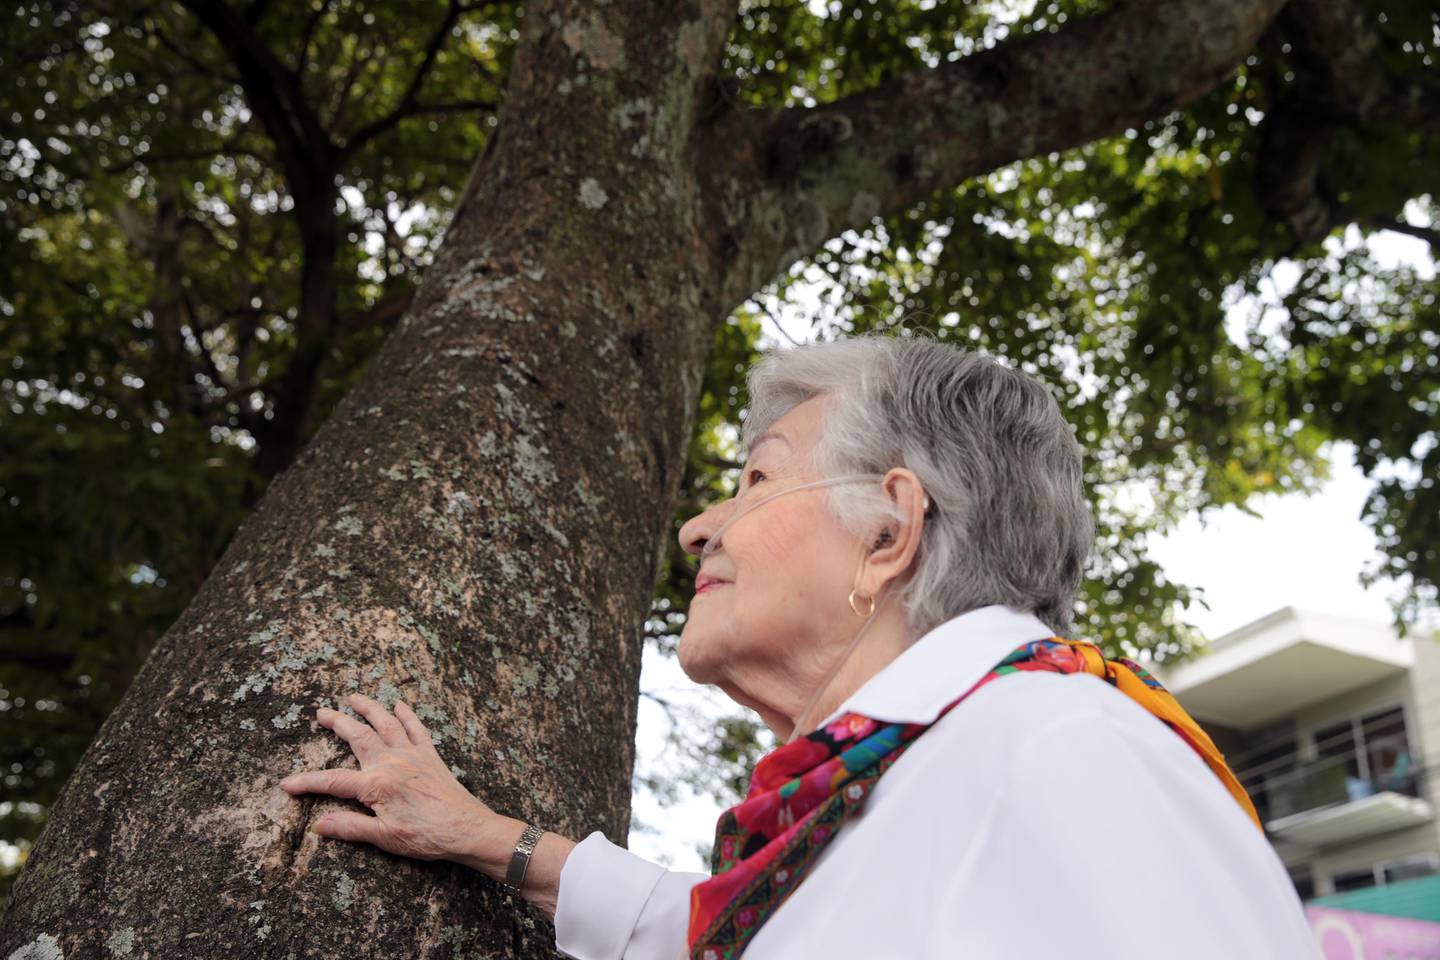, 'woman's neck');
785,599,913,741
